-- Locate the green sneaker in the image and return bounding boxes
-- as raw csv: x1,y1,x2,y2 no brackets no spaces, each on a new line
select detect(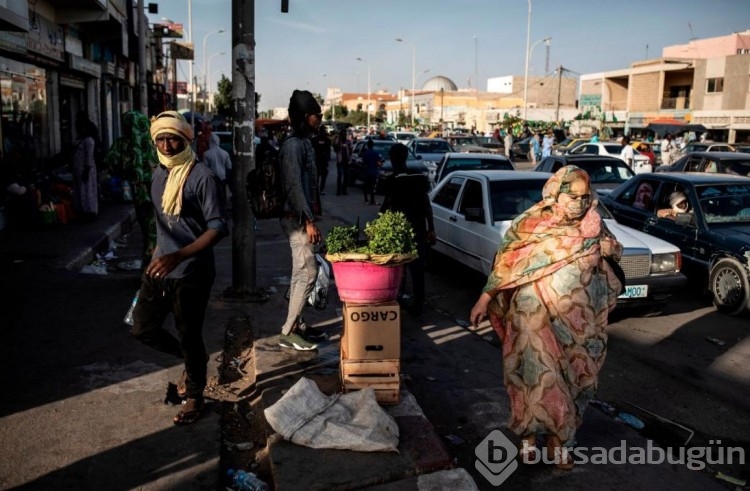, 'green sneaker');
279,333,318,351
